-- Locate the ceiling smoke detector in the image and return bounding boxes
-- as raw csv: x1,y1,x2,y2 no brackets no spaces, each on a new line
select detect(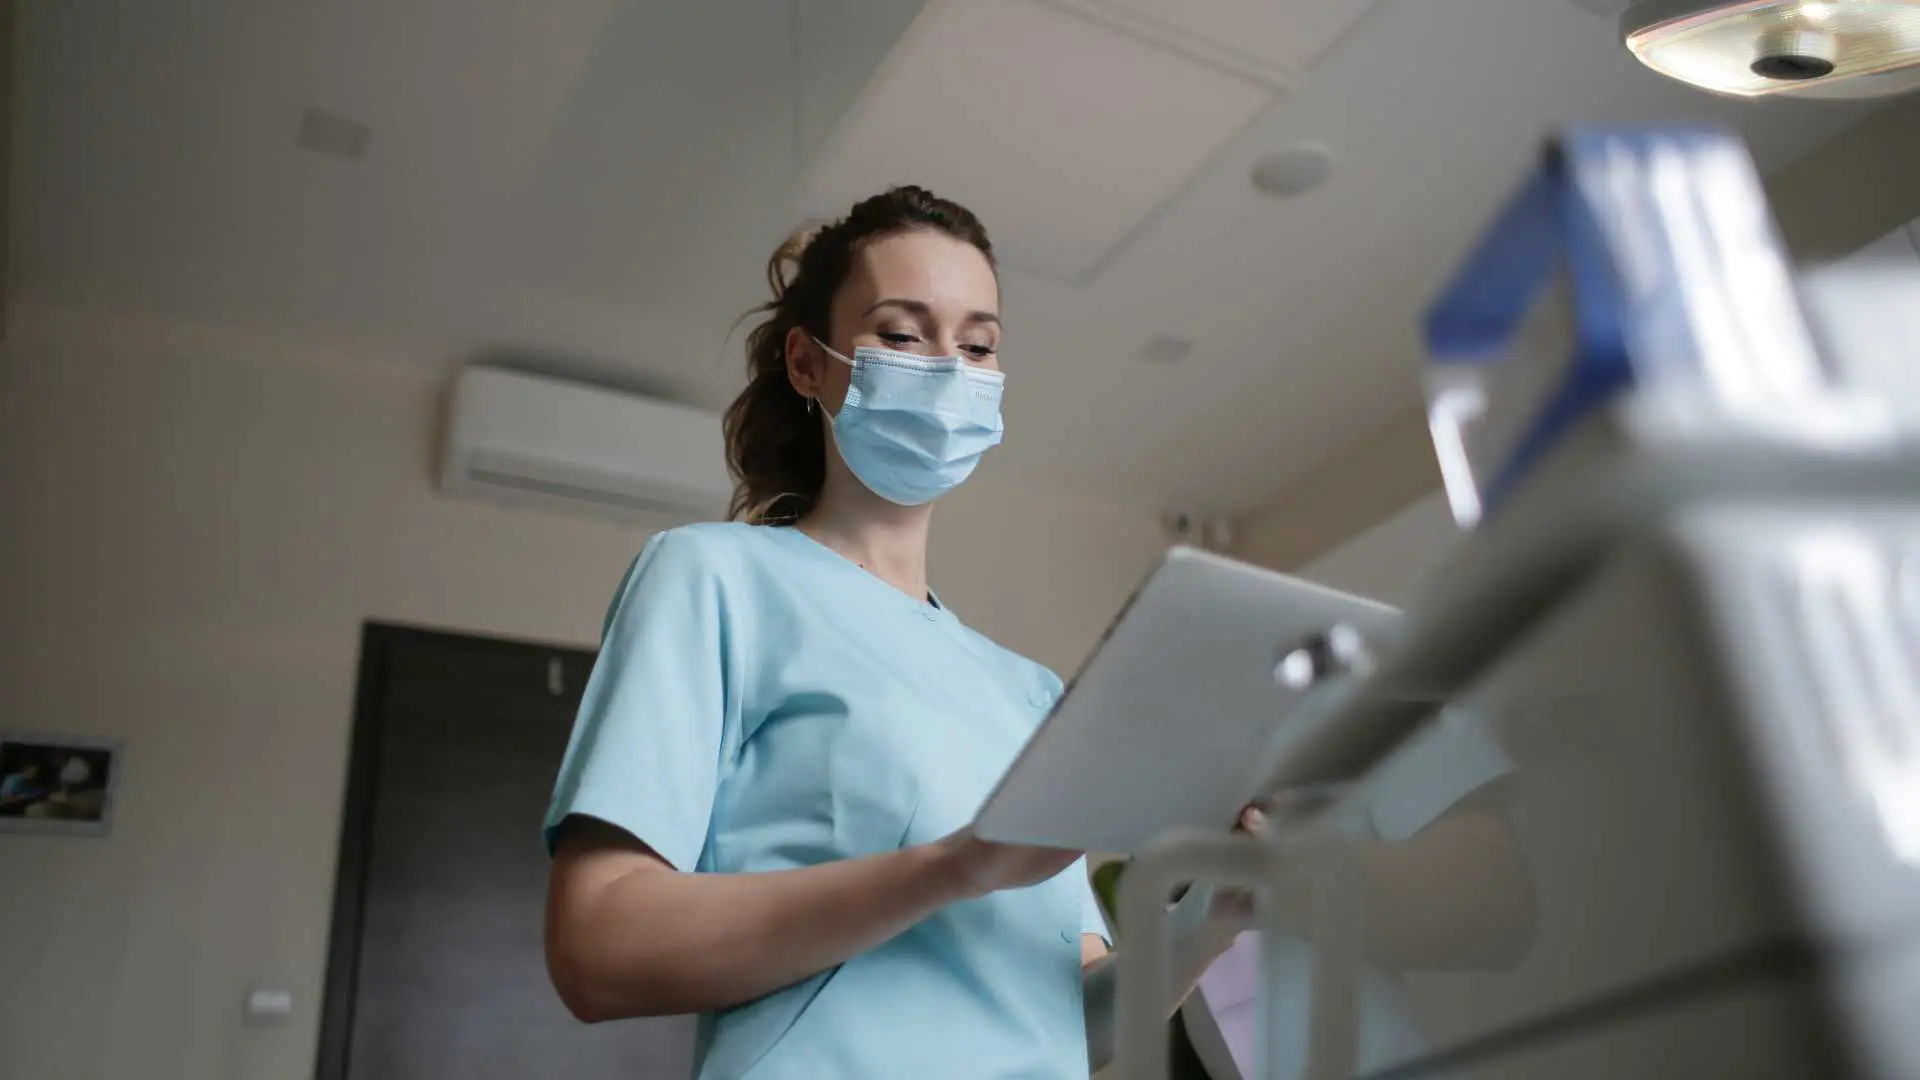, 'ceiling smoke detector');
1622,0,1920,97
1251,143,1336,198
297,108,373,161
1139,334,1196,366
